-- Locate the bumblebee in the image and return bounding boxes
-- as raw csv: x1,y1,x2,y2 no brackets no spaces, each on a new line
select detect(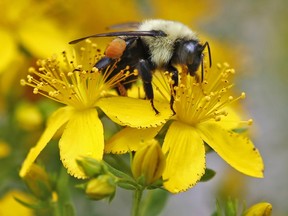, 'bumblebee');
69,19,211,114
